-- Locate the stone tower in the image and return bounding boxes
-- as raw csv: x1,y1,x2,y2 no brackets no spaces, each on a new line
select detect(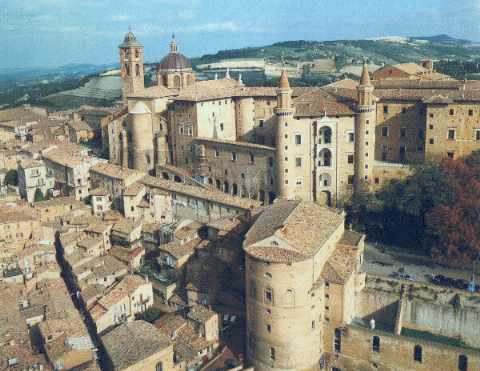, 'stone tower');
274,70,295,200
119,30,145,102
354,62,376,191
128,101,154,173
